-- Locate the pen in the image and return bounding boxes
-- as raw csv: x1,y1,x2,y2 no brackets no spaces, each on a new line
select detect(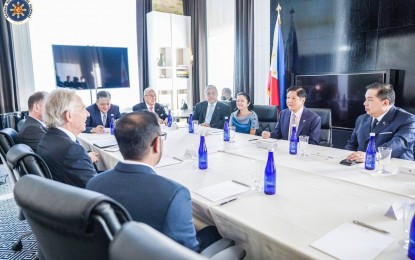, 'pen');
352,220,390,234
231,180,251,188
219,197,238,206
172,156,183,162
